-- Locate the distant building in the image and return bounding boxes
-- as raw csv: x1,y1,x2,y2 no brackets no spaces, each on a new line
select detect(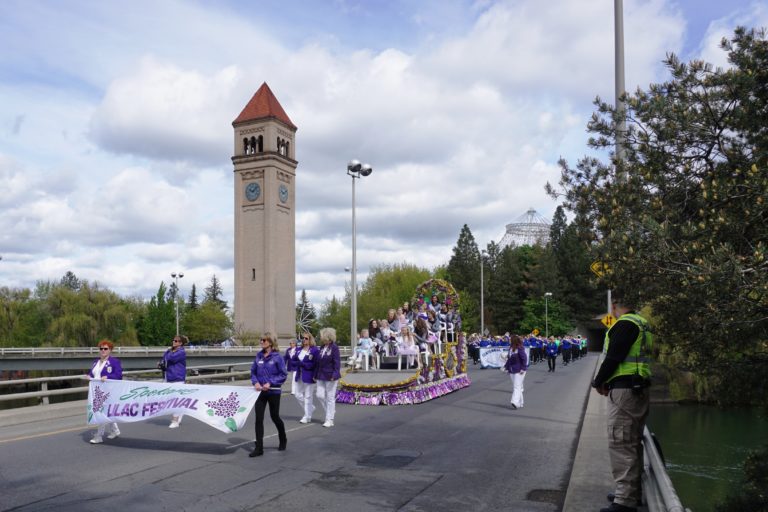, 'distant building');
498,208,550,248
